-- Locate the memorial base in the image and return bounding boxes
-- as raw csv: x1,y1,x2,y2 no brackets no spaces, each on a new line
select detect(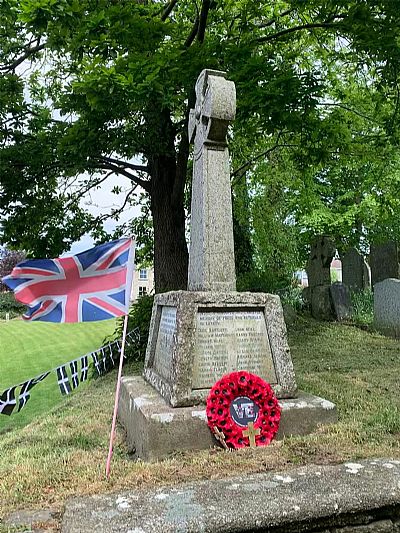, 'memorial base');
118,376,338,462
144,291,297,407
